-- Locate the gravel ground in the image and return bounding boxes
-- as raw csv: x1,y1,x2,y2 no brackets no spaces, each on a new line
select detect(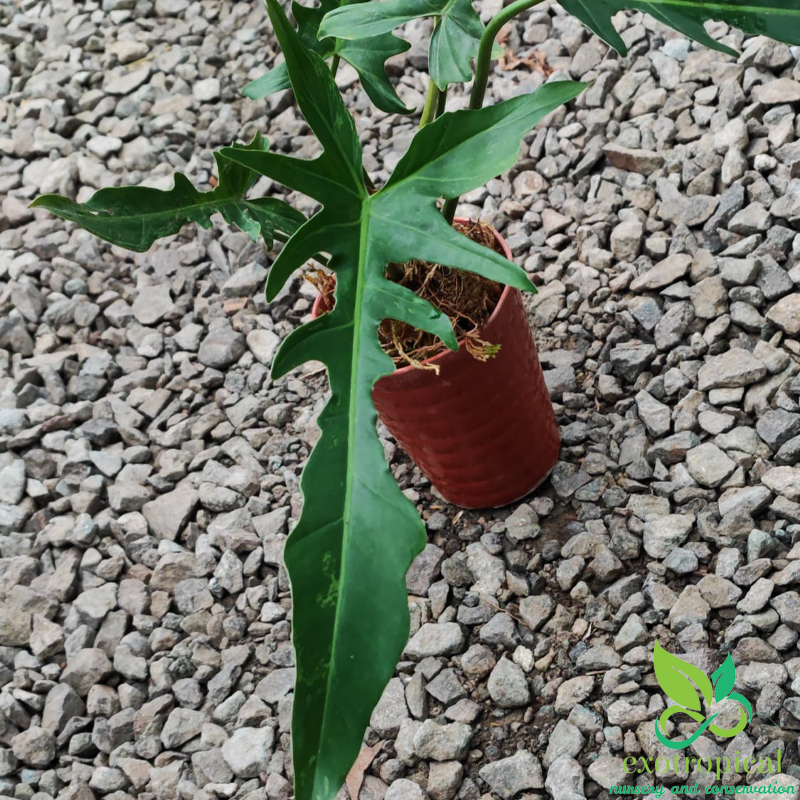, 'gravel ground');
2,1,800,799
